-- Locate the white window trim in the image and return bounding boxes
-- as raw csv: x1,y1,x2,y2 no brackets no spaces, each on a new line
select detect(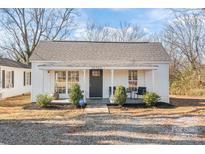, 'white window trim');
128,70,138,89
55,70,79,95
5,71,13,89
25,72,31,86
